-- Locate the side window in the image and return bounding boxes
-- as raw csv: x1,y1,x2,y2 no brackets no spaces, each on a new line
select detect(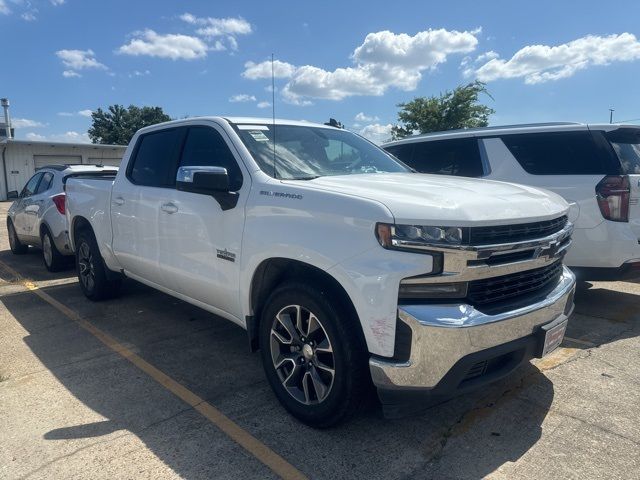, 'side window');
21,173,43,197
179,126,243,191
129,128,184,187
501,131,615,175
384,144,415,164
35,172,54,194
409,138,484,177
